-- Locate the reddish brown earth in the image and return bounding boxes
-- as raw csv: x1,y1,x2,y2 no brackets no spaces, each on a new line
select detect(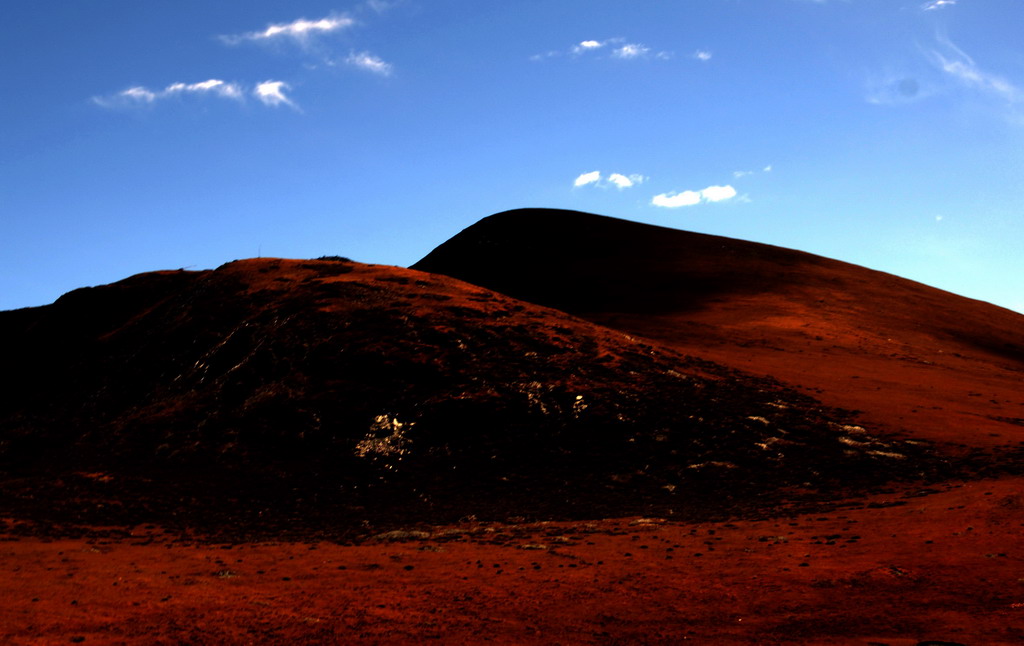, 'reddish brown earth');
2,209,1023,644
2,479,1022,644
